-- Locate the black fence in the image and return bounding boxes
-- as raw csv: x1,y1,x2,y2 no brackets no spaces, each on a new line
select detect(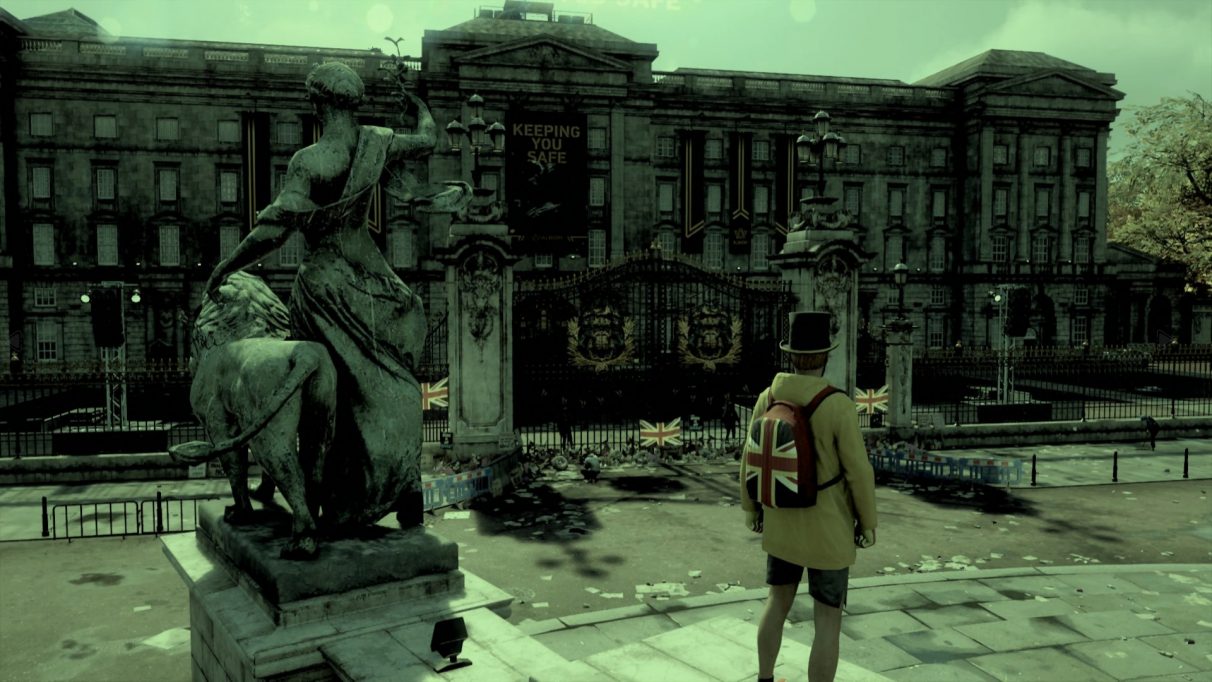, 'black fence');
41,492,223,541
